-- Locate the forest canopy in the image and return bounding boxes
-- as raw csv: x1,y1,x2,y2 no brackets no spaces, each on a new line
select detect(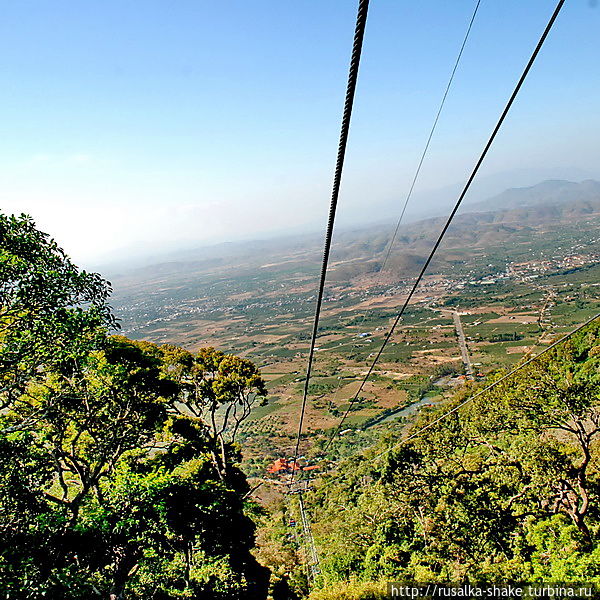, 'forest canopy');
300,320,600,598
0,213,269,599
2,212,599,600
